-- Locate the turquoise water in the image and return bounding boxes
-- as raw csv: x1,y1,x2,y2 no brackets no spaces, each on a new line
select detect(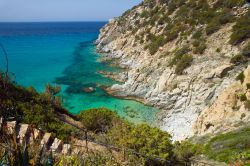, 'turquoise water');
0,22,159,125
